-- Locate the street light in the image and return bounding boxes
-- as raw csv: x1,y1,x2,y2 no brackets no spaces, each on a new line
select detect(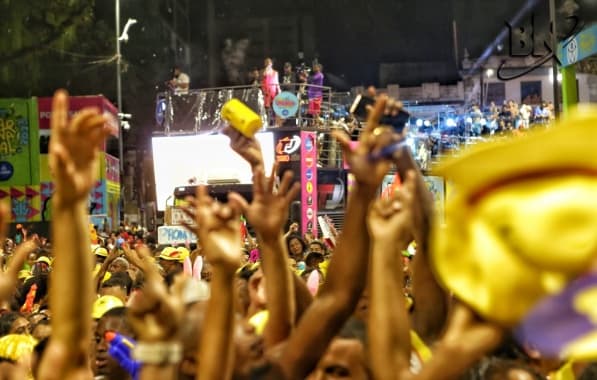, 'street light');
115,0,137,174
